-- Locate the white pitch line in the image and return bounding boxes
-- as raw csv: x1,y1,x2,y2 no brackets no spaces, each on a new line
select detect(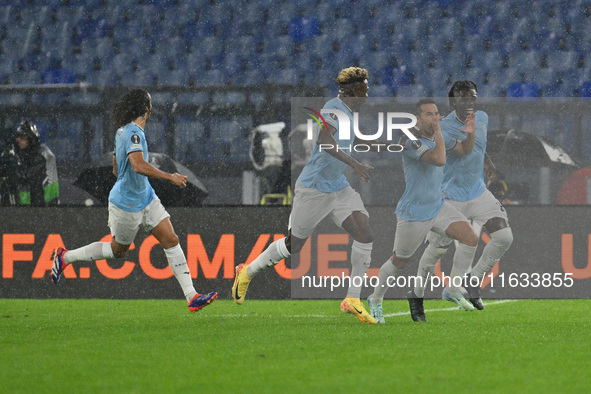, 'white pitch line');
384,299,518,317
209,300,517,319
213,313,337,318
